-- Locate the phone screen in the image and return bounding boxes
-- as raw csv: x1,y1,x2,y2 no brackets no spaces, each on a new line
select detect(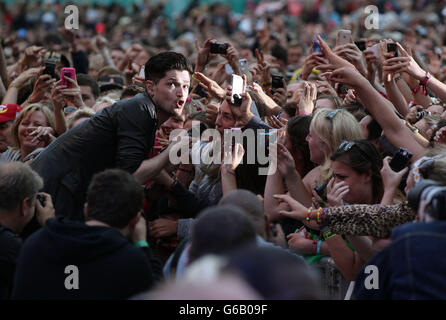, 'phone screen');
230,74,243,106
